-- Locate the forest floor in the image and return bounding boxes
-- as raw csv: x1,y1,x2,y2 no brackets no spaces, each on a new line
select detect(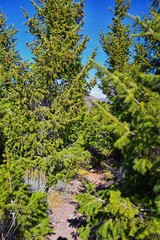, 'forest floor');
47,169,112,240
